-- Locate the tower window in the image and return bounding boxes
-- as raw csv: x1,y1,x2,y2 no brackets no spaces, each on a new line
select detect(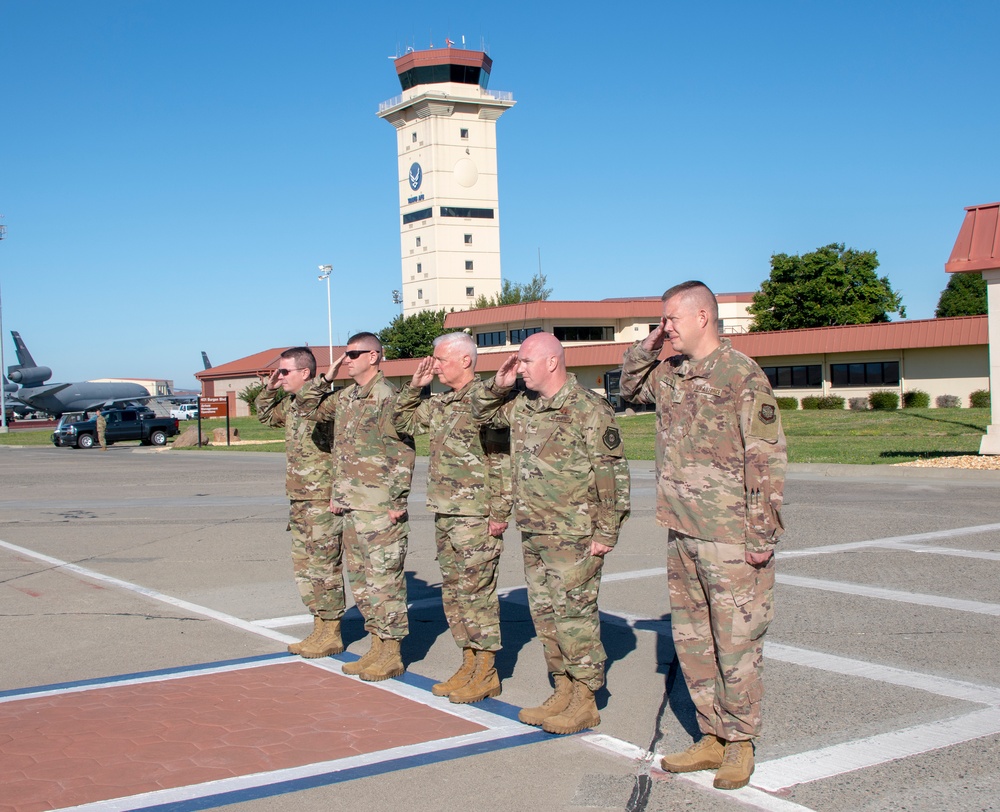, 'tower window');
411,132,417,142
464,234,472,244
415,237,421,247
465,260,474,270
466,287,475,297
416,263,422,273
460,128,469,139
417,288,423,299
